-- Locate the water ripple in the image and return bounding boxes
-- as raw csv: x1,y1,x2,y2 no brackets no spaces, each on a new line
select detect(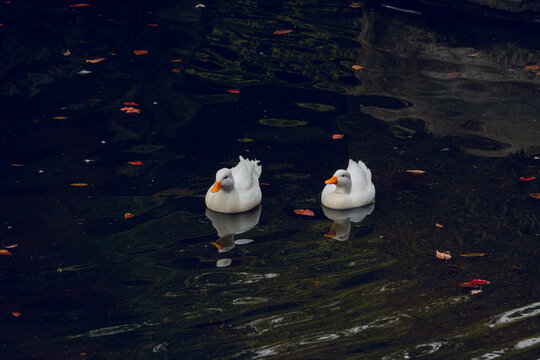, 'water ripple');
487,301,540,328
